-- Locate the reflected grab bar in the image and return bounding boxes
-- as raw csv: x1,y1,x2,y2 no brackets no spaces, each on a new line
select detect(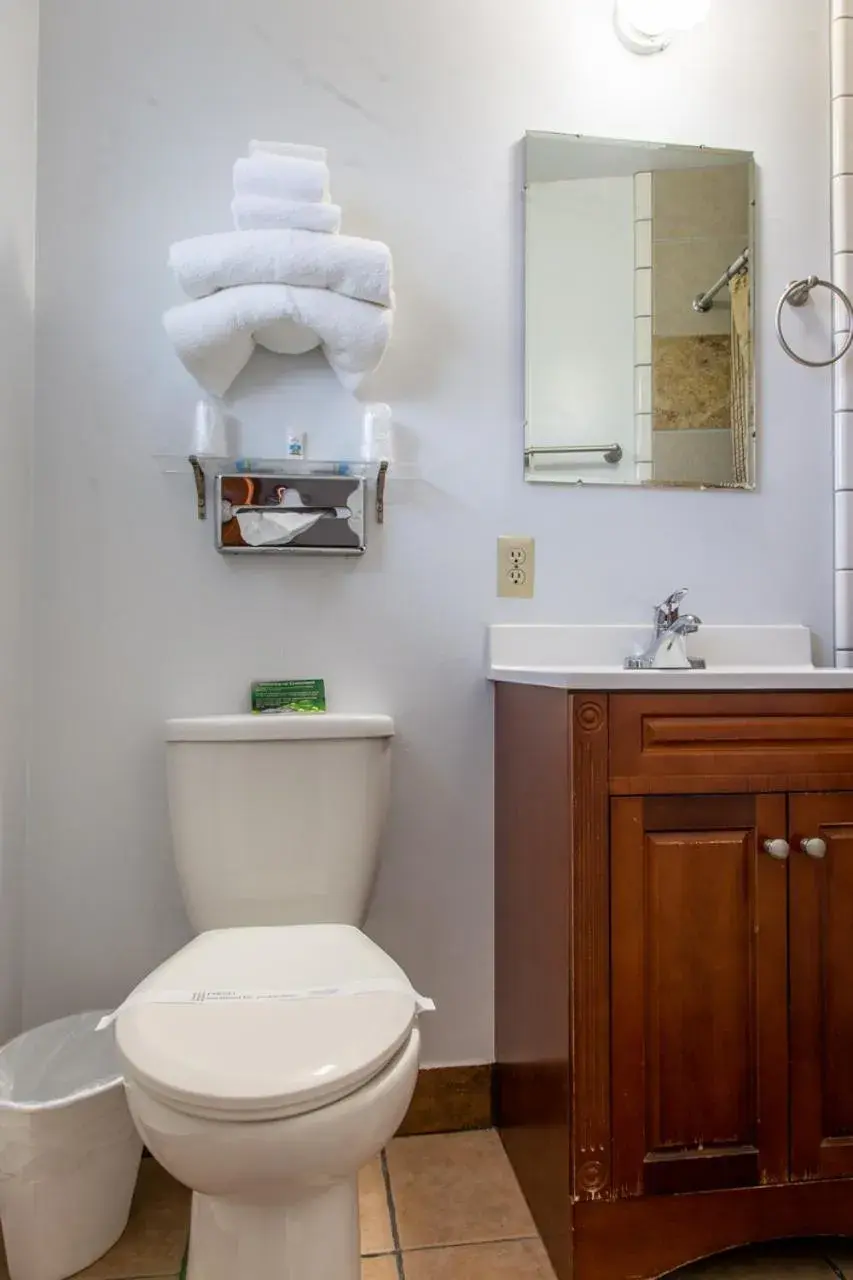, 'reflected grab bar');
525,443,623,465
693,248,749,314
